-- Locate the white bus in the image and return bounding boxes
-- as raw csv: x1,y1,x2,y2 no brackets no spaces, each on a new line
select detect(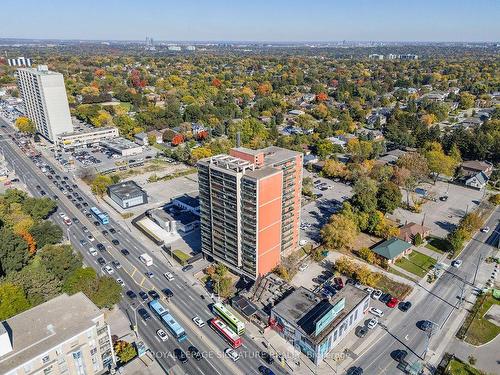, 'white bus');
139,253,153,266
